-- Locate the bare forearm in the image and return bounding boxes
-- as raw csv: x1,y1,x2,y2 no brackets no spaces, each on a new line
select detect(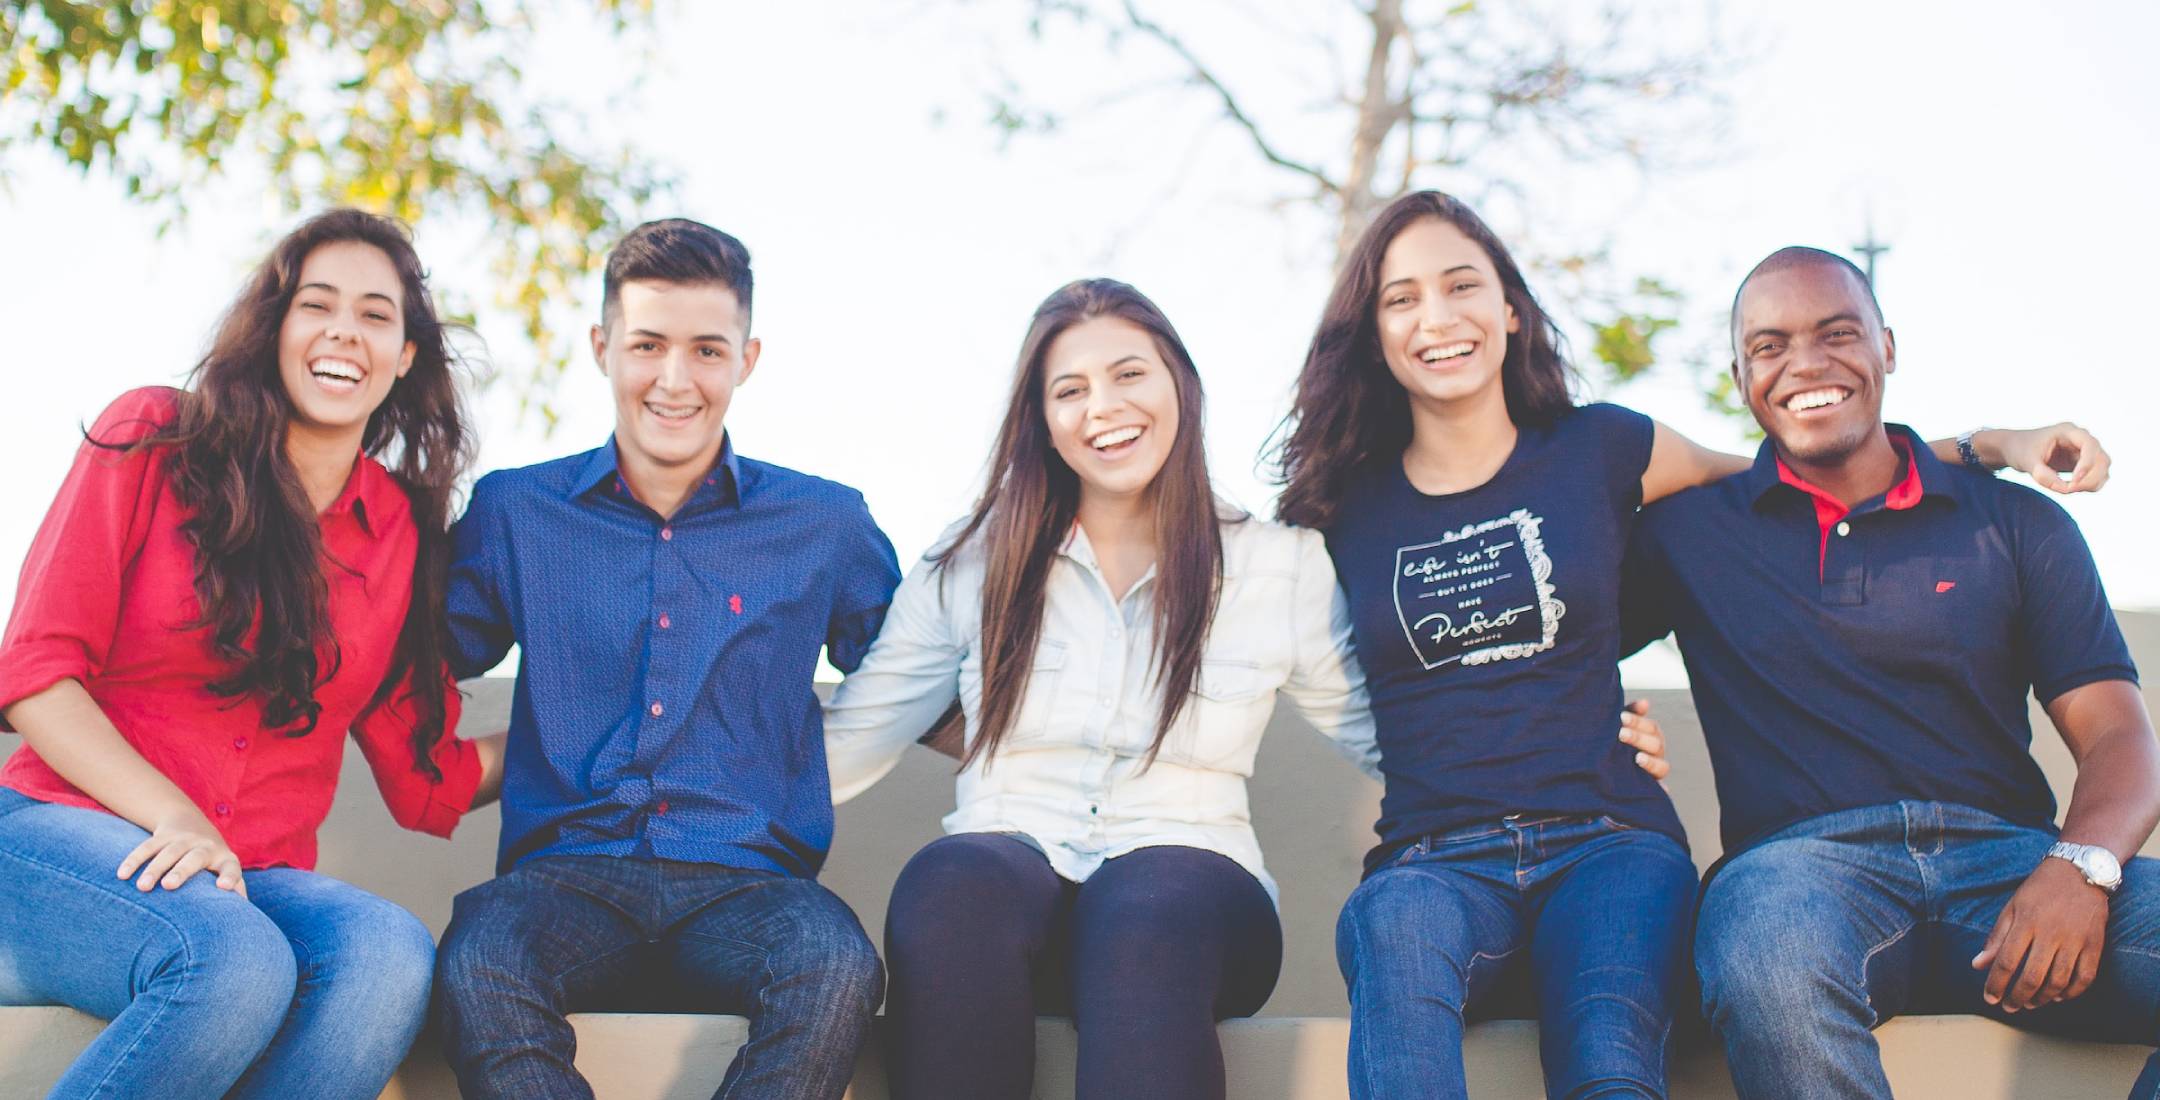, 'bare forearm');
2058,725,2160,860
469,732,507,808
4,679,209,832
